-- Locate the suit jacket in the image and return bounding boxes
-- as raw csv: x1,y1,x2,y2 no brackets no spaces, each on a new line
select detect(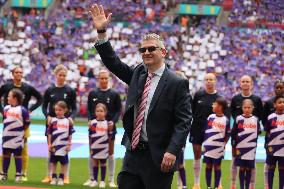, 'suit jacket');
95,41,192,166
